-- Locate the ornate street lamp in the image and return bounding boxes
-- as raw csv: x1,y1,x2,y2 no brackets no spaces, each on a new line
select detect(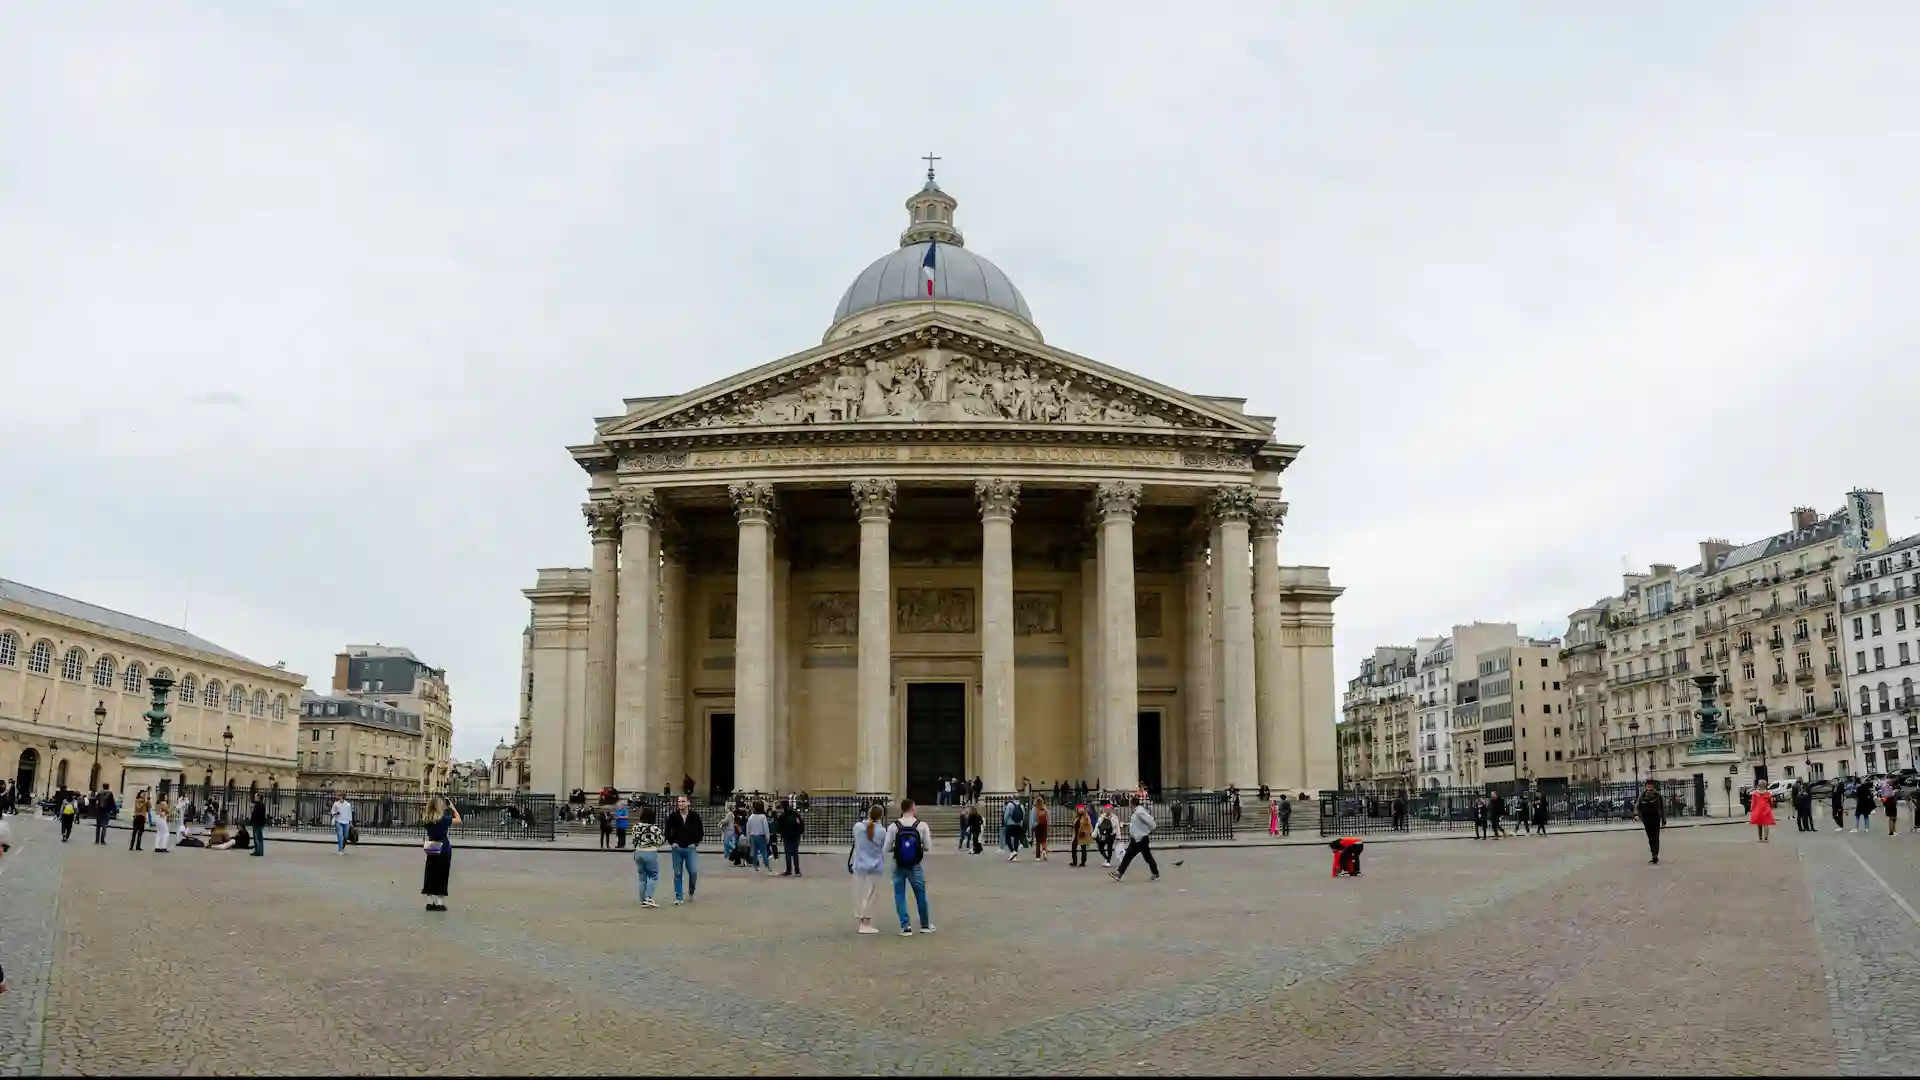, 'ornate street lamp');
221,725,234,821
1754,703,1770,784
91,701,106,791
1628,719,1641,788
